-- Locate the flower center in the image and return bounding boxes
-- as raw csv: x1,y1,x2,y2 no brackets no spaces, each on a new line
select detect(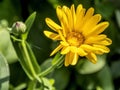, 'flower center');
66,32,84,47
